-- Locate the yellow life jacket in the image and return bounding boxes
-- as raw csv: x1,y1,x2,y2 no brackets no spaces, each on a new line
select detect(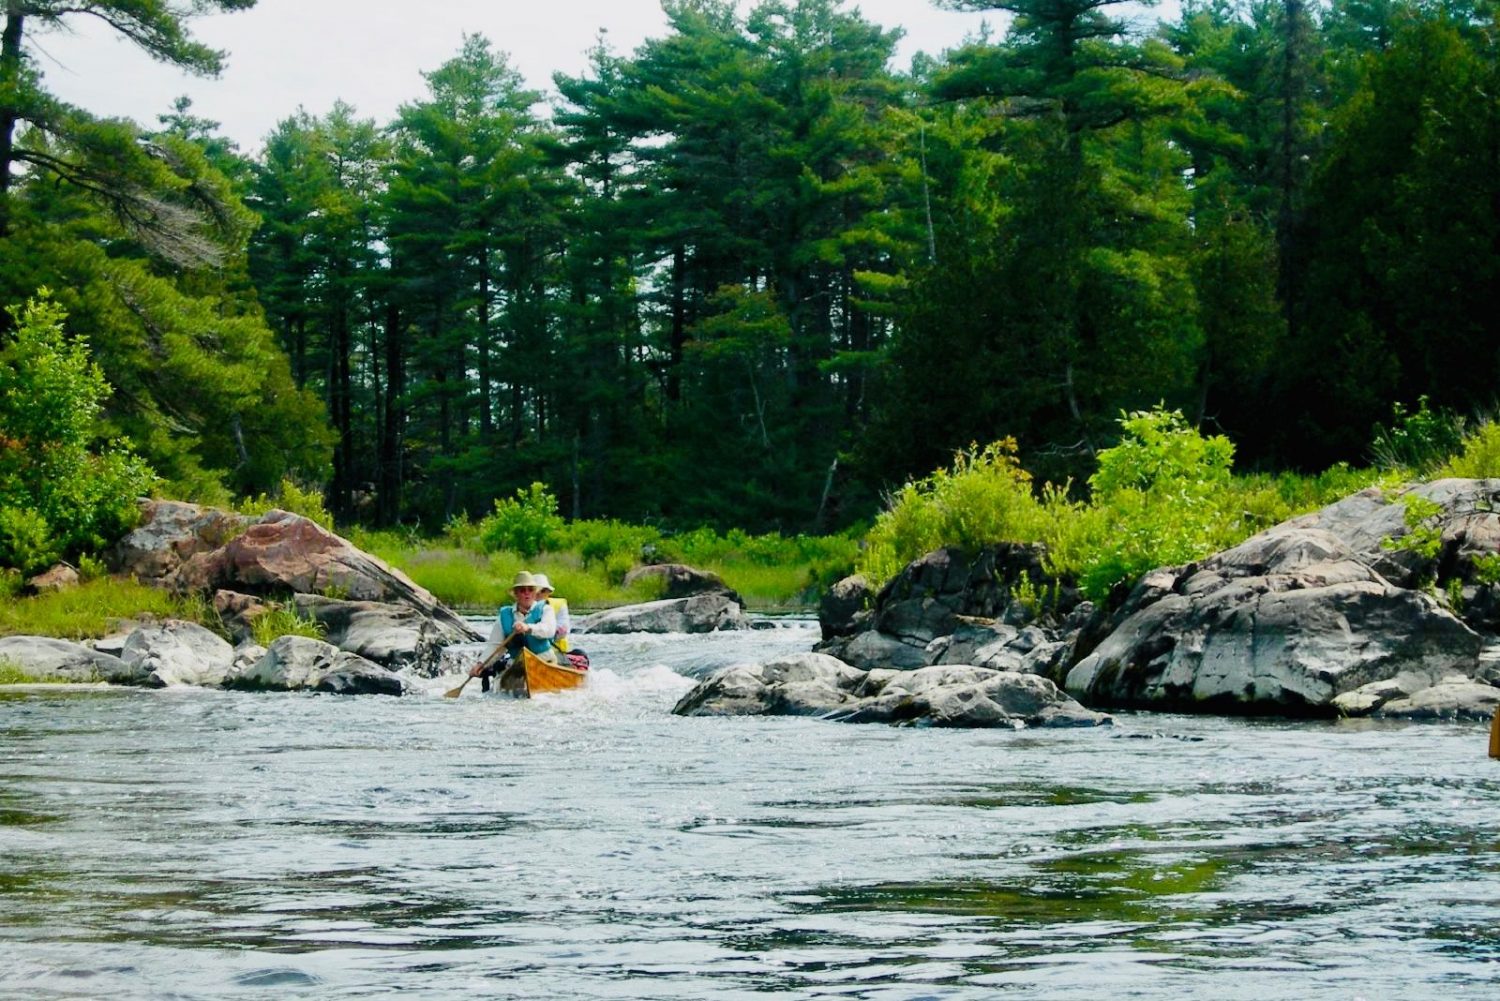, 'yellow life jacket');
545,596,571,653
